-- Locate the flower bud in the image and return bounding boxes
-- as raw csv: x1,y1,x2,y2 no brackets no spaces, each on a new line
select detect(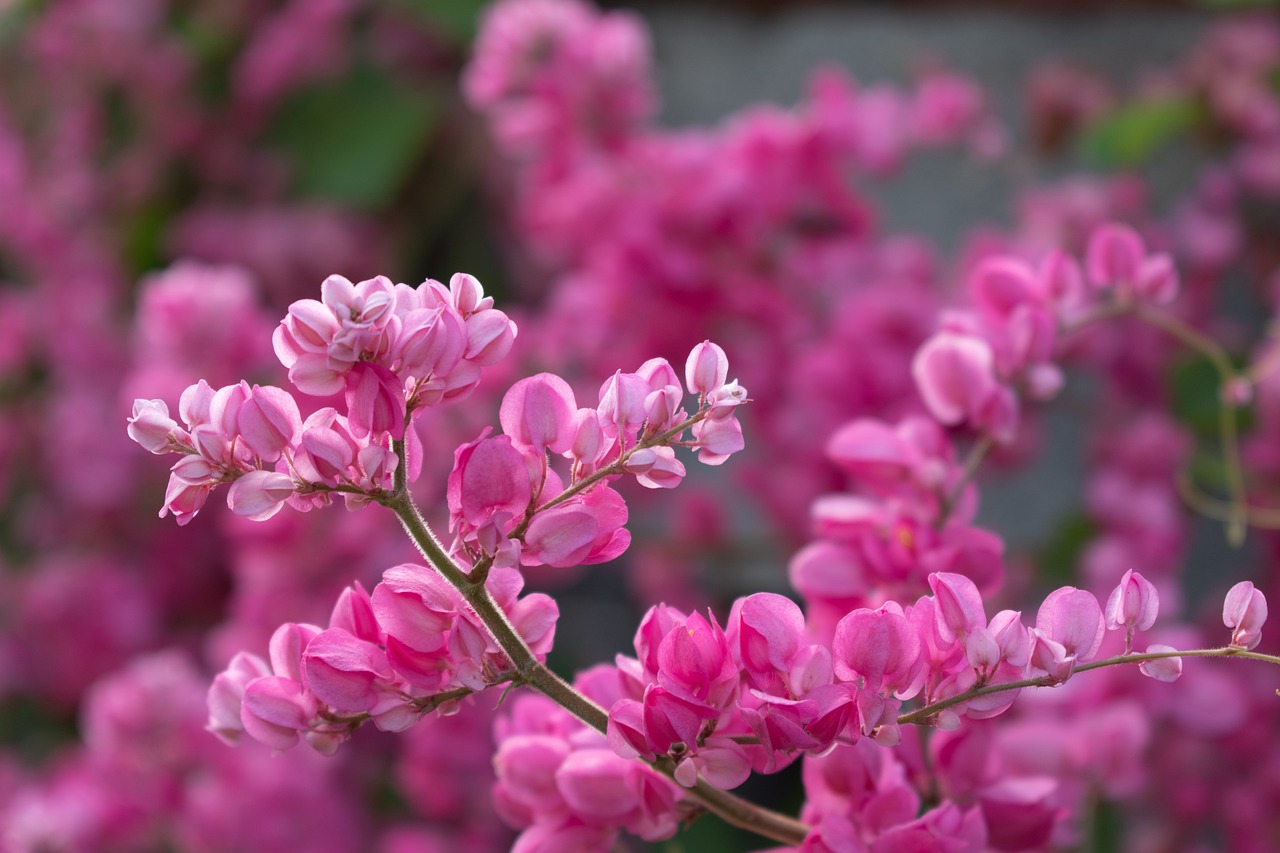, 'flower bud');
685,341,728,396
1224,581,1267,649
